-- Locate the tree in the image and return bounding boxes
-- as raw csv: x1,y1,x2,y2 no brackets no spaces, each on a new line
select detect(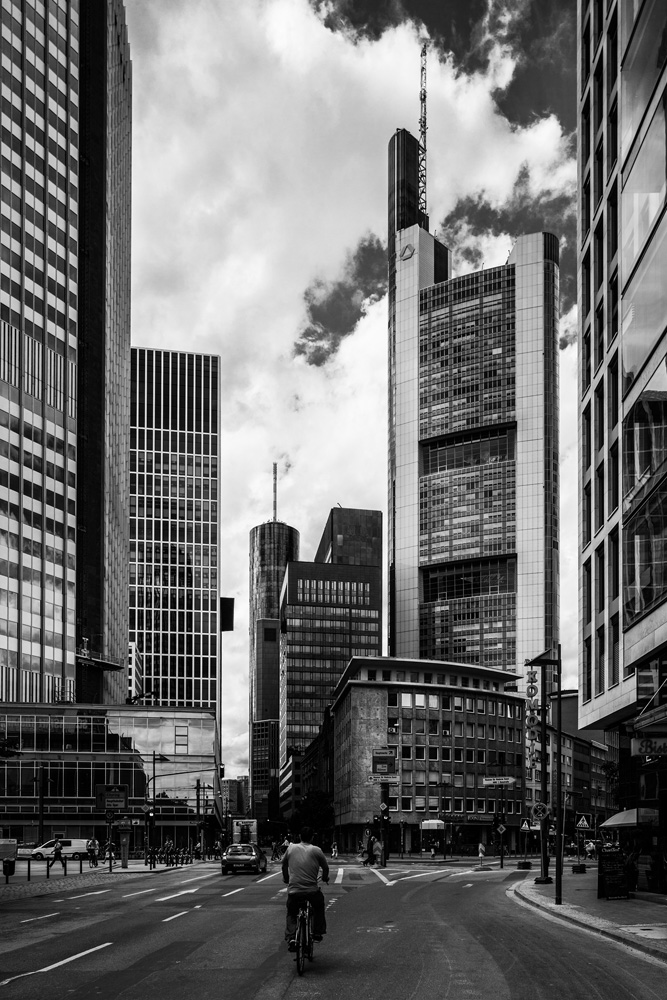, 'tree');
0,738,20,759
